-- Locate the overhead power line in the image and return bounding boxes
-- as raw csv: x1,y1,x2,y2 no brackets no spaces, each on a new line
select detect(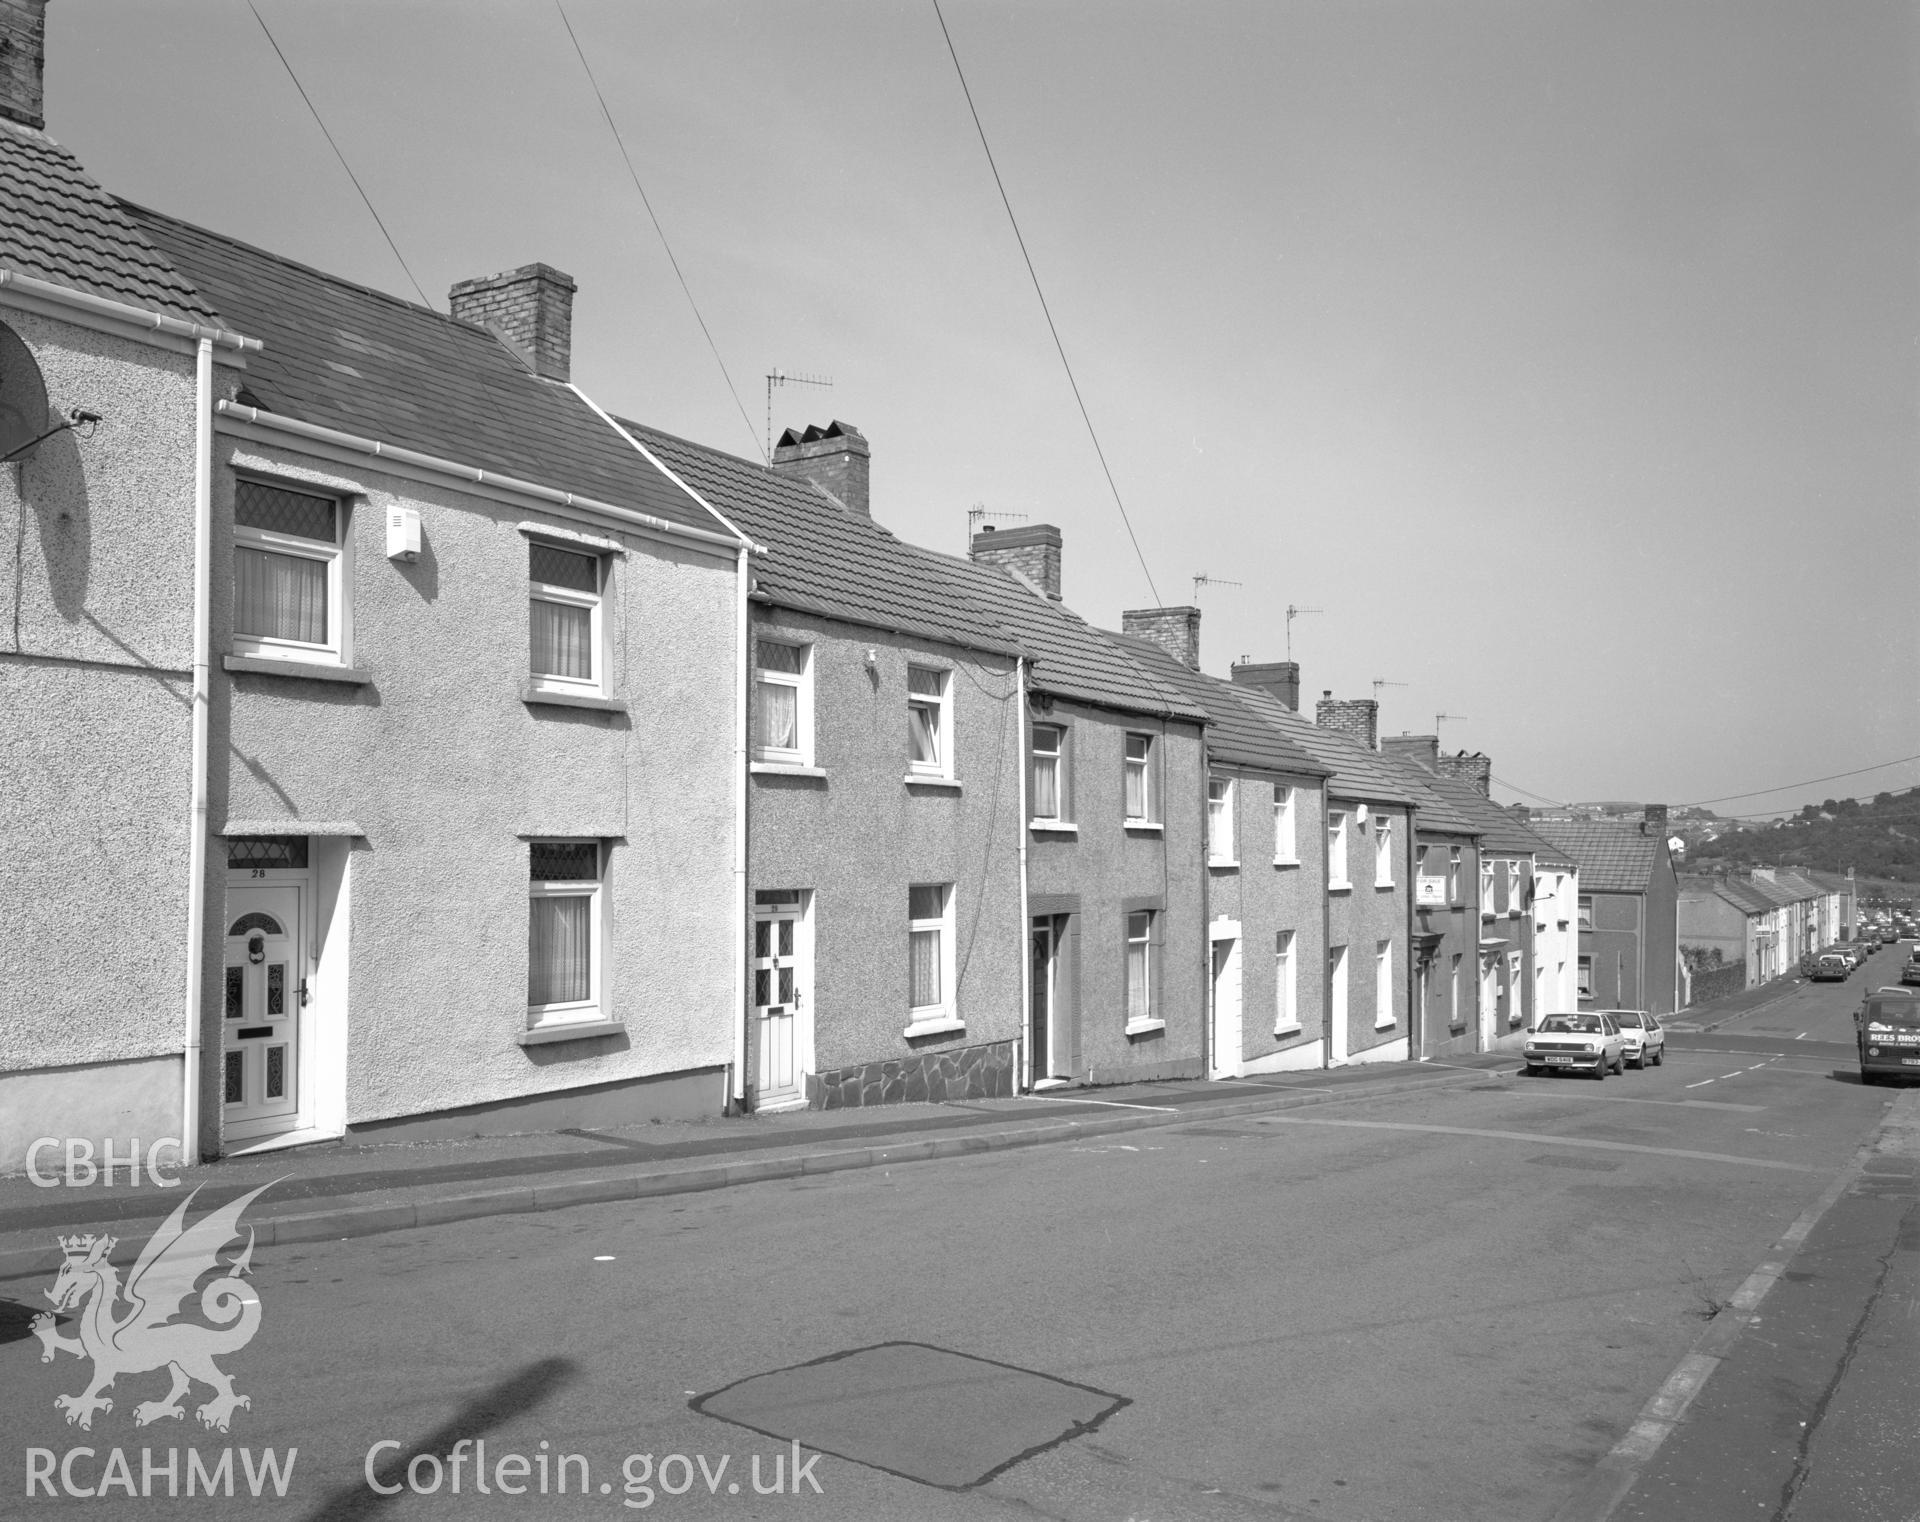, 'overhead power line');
556,2,764,463
930,0,1161,606
247,3,431,309
1680,753,1920,808
1491,776,1568,809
